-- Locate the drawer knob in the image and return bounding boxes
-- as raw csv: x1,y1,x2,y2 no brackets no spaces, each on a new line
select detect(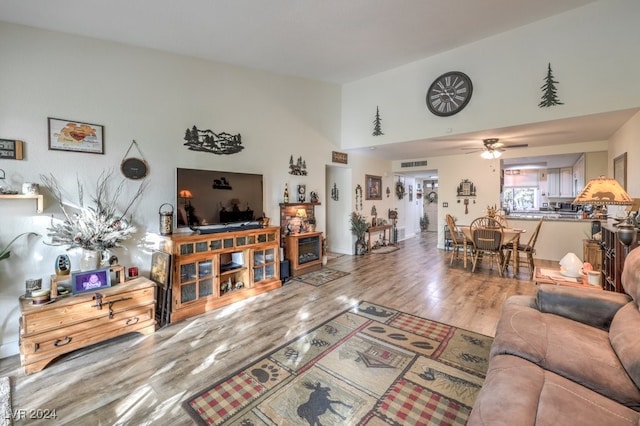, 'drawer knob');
54,337,72,347
125,317,140,326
